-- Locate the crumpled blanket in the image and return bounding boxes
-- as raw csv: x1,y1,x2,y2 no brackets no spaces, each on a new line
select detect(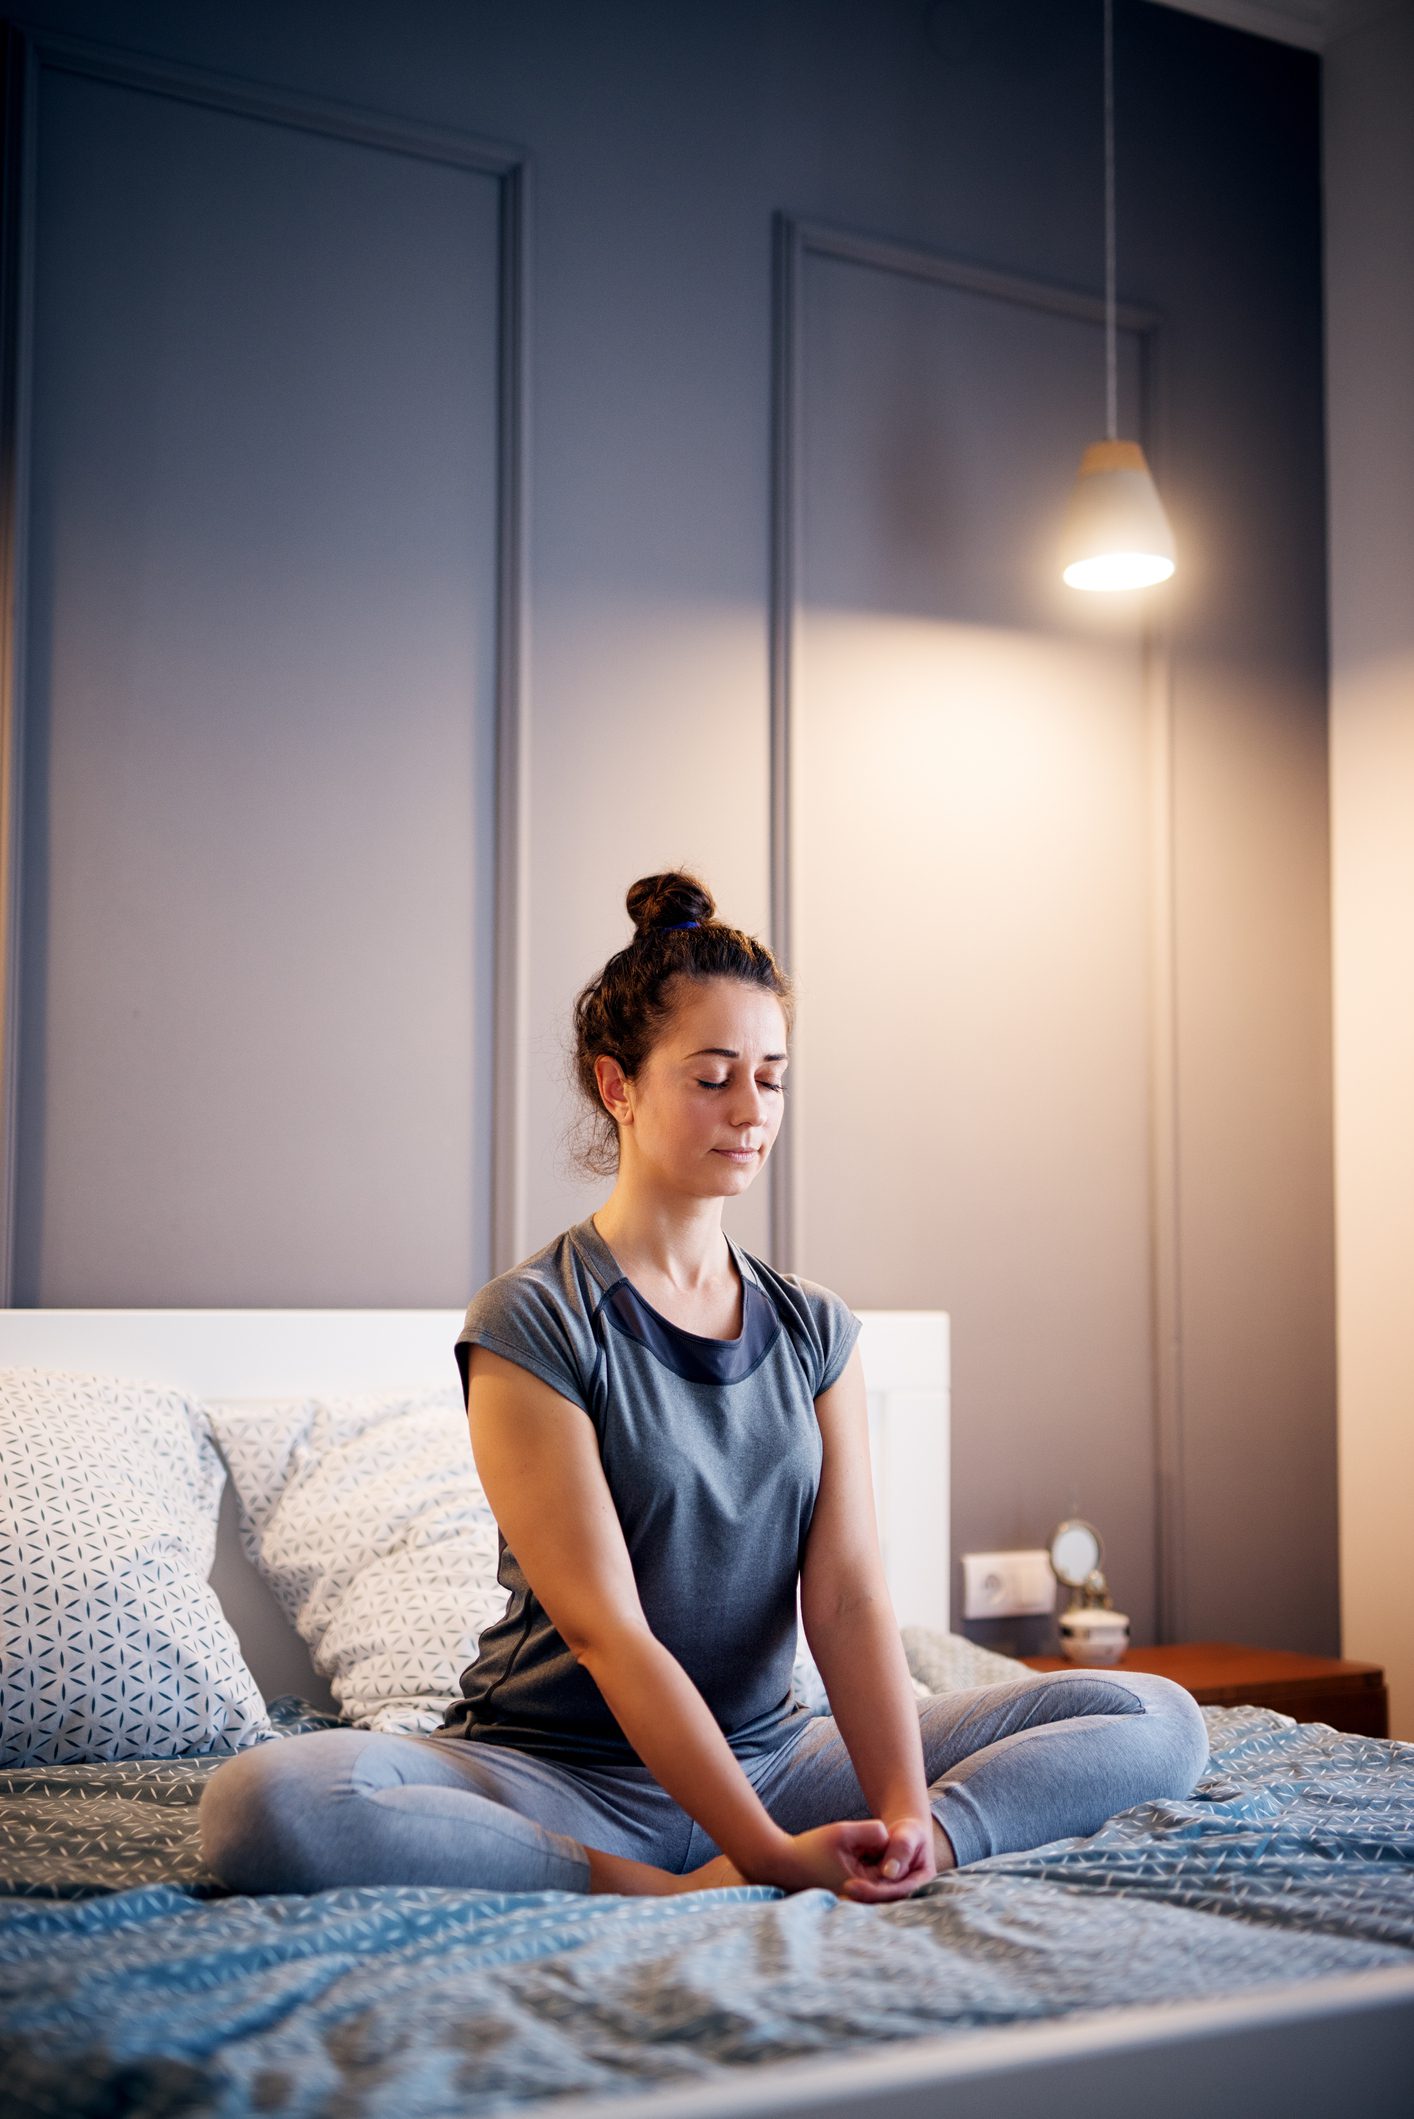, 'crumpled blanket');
0,1699,1410,2118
